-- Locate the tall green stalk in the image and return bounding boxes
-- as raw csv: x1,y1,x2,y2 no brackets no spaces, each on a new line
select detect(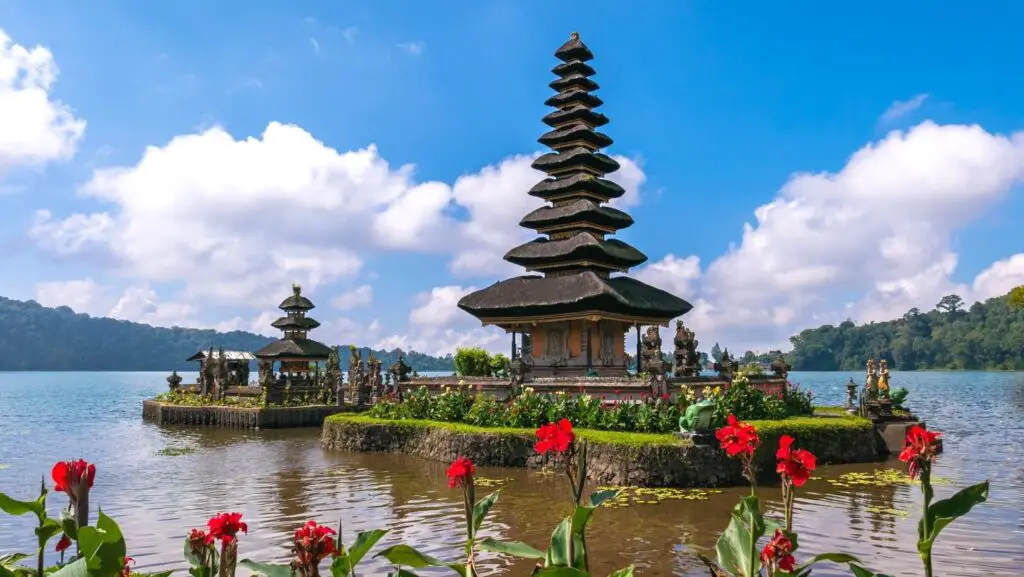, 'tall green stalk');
919,466,934,577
